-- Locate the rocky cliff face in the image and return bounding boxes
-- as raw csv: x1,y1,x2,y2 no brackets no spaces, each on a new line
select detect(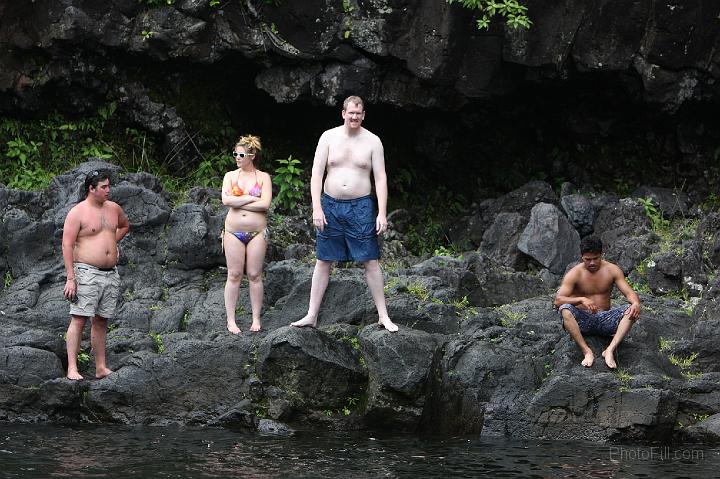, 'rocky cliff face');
1,161,720,443
0,1,719,190
2,0,718,109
